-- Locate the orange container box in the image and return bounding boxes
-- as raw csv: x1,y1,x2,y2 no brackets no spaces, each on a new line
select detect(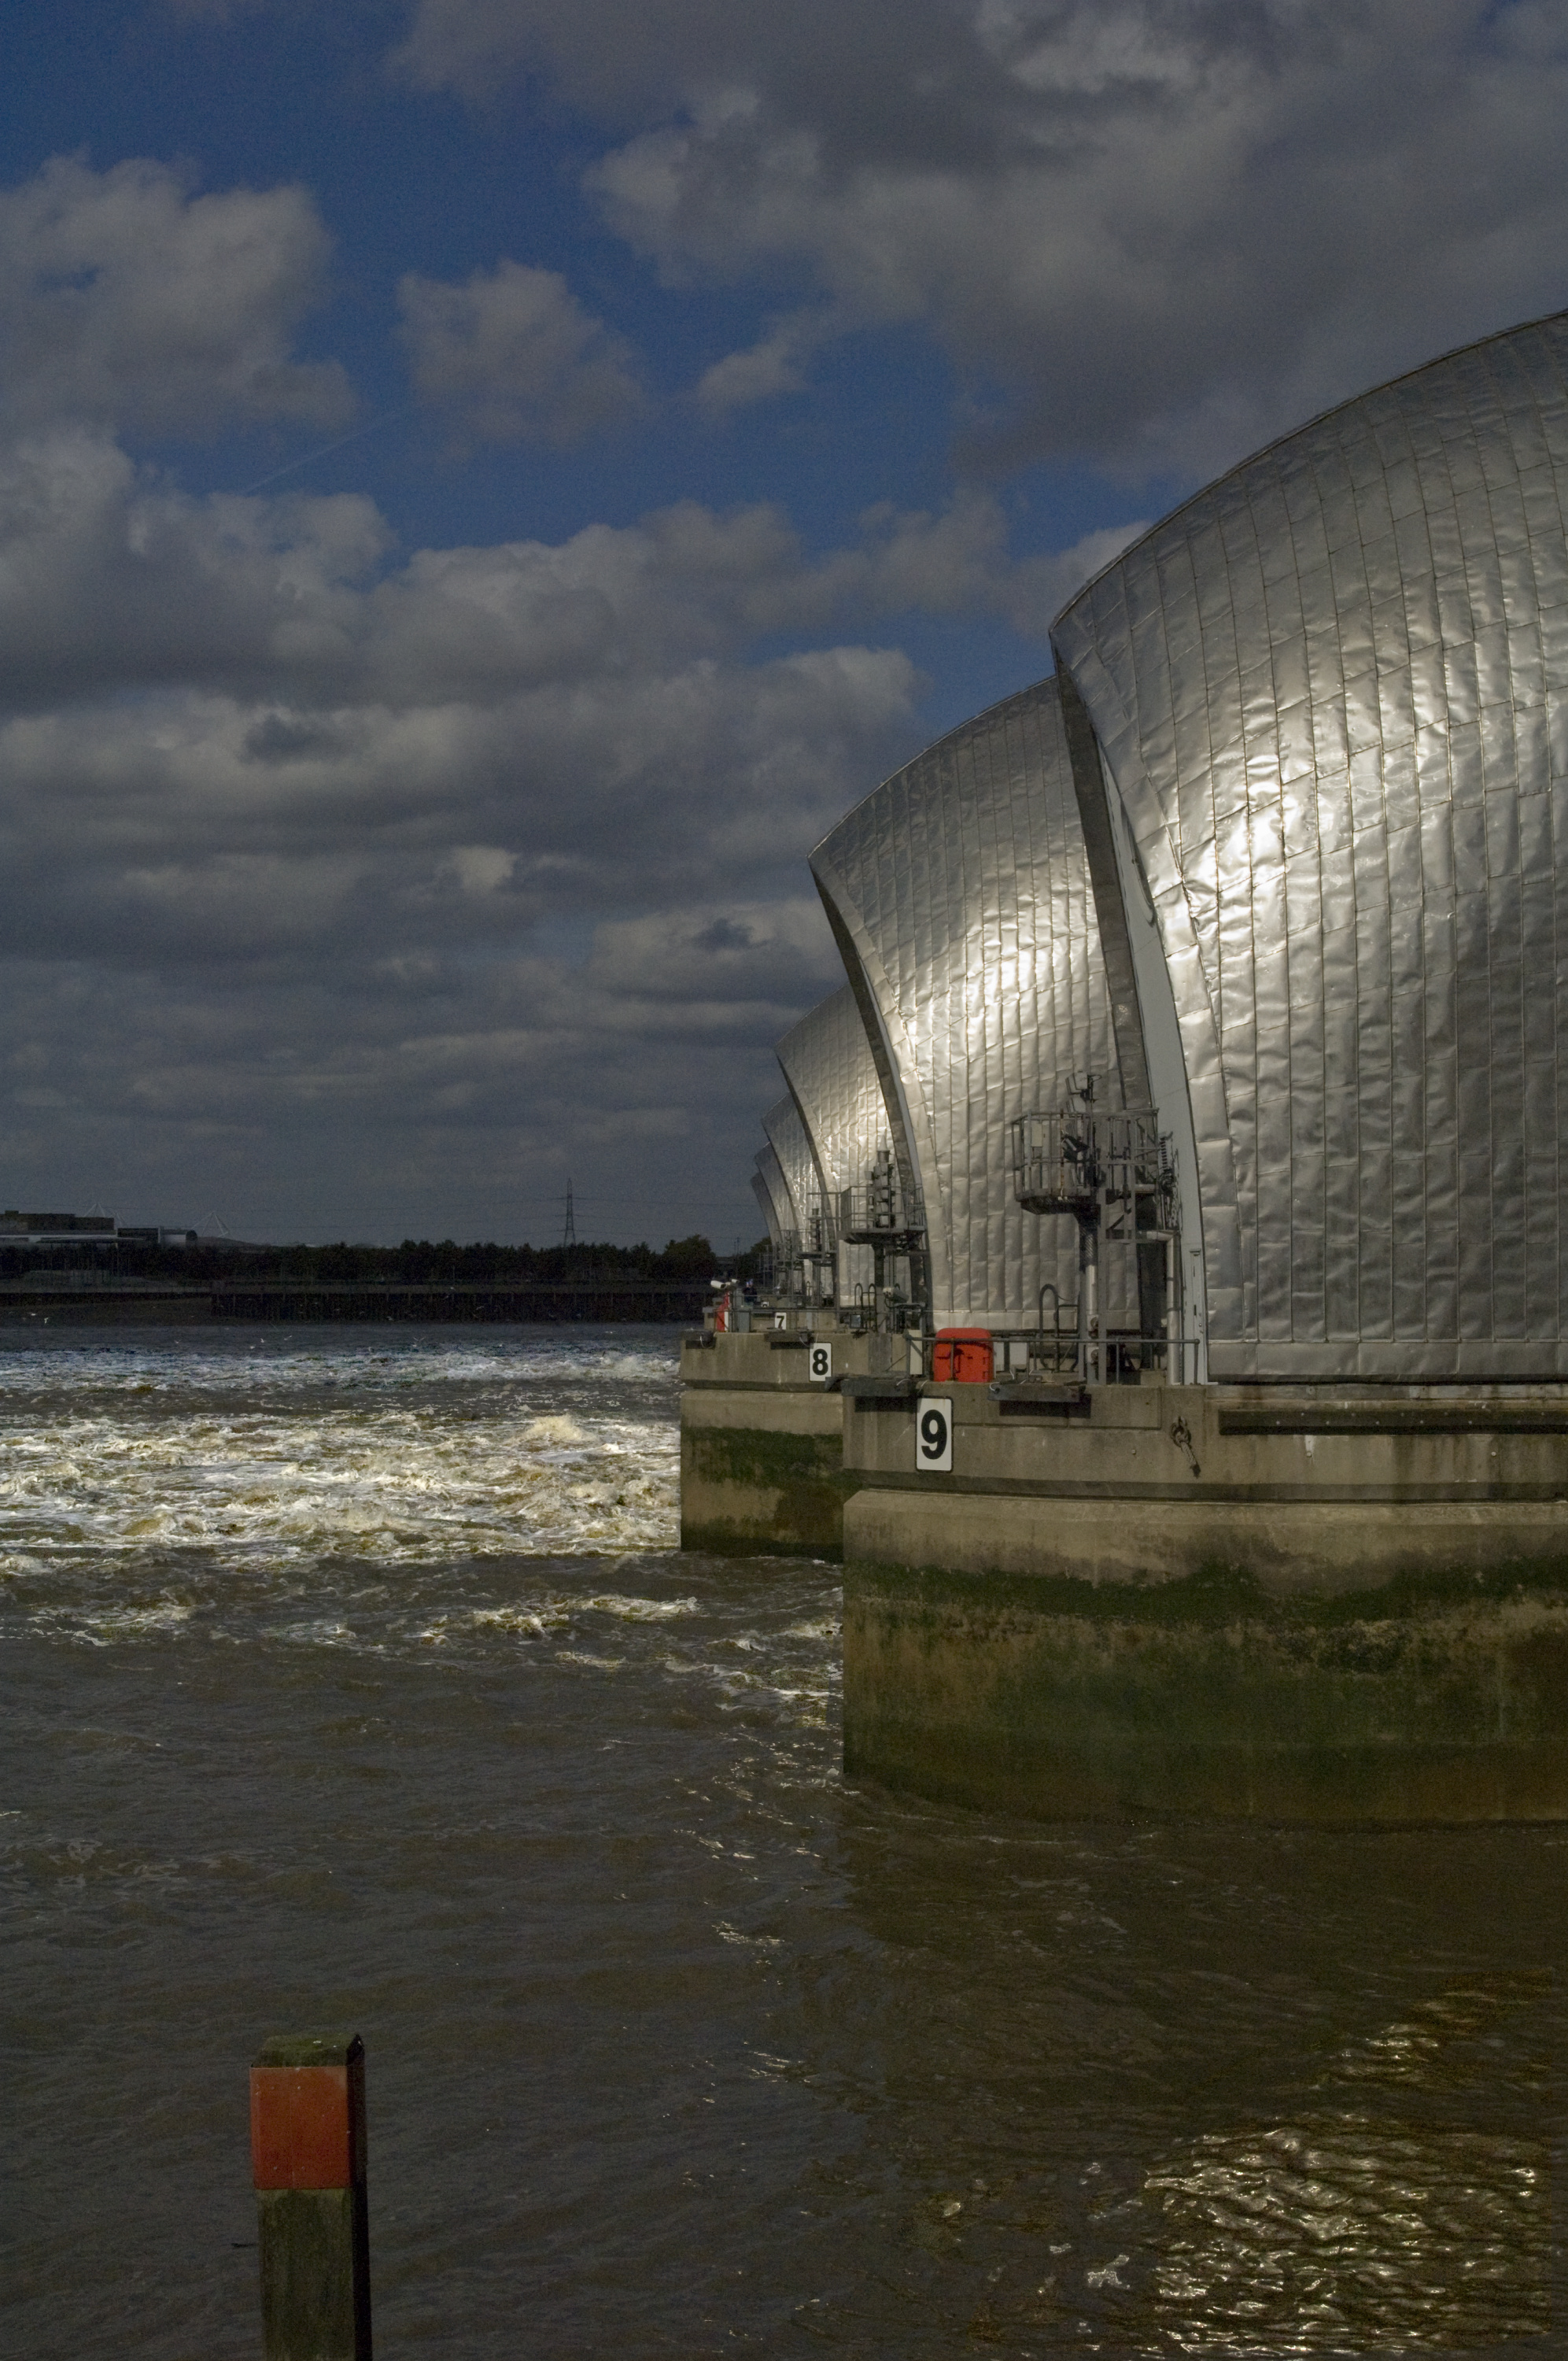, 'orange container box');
931,1328,994,1384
